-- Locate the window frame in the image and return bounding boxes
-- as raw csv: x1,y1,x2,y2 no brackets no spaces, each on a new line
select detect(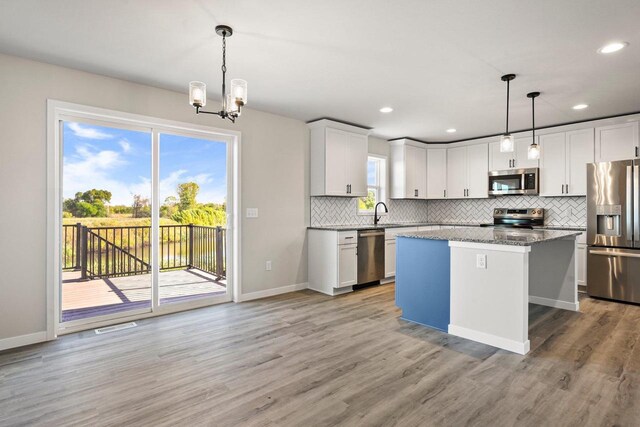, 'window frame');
357,154,387,215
